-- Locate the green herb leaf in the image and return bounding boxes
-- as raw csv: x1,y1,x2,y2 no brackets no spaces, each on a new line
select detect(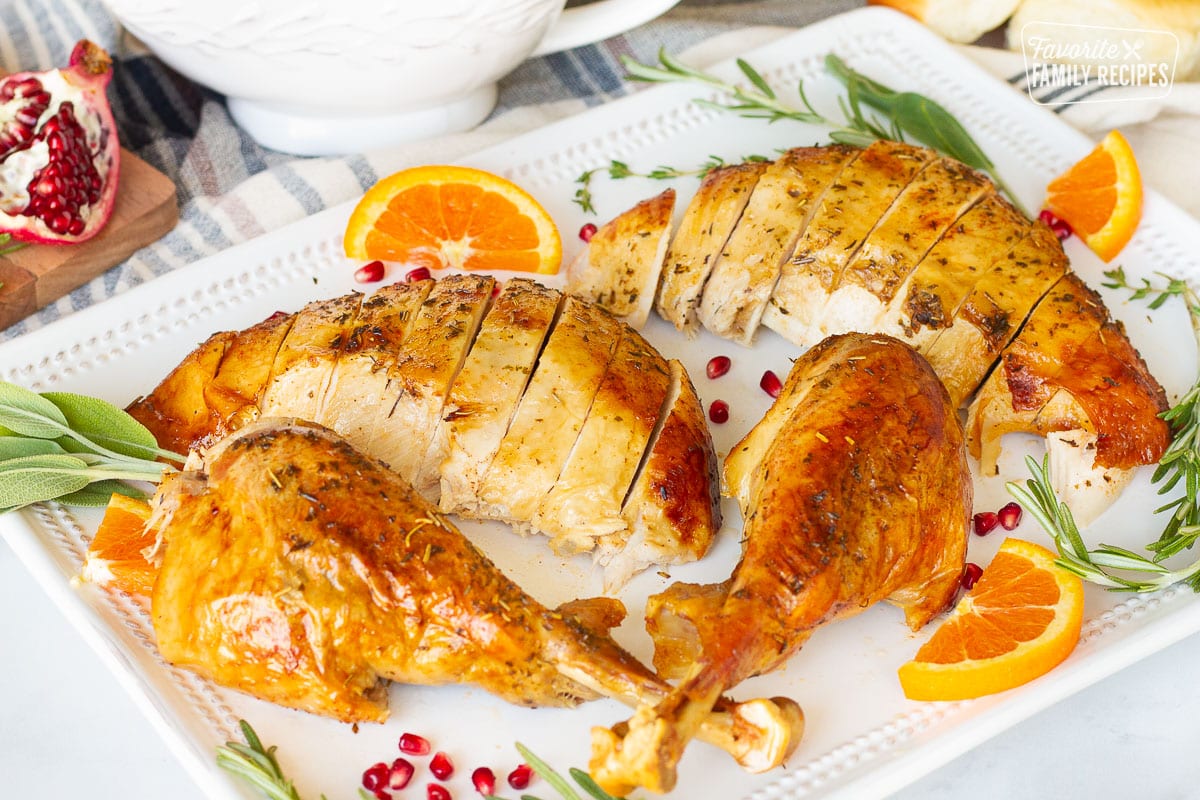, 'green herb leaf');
0,454,92,508
0,437,68,460
58,479,148,507
569,767,623,800
0,382,71,439
737,58,775,99
41,391,167,461
888,92,994,173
